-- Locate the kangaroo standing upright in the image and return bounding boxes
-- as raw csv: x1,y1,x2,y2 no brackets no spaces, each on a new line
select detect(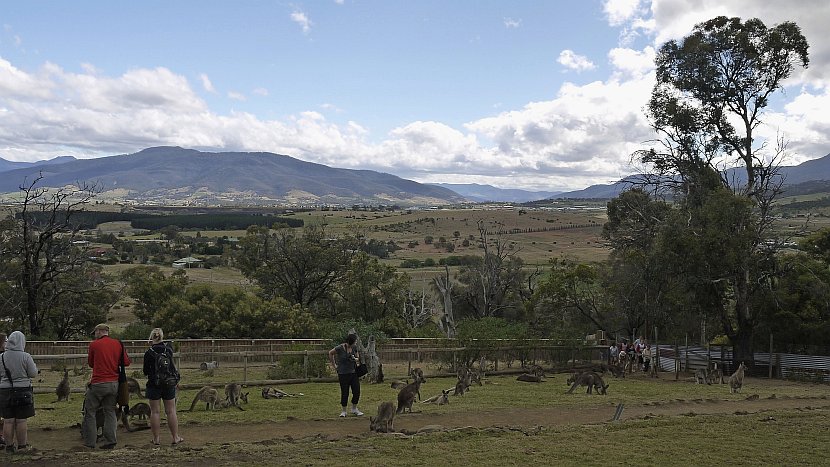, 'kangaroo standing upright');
396,379,423,414
729,362,747,394
56,368,71,402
